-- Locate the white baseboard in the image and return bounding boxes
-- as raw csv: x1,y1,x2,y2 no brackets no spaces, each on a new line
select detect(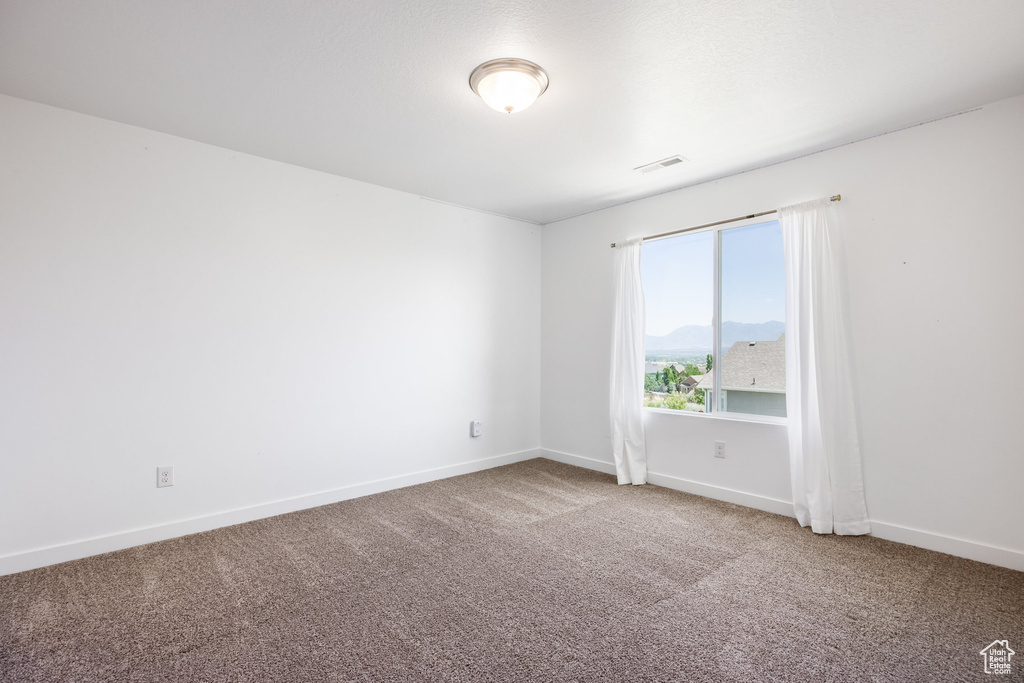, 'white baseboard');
538,448,618,475
8,447,1021,576
0,448,542,576
868,521,1024,573
537,448,793,517
537,448,1024,573
645,471,795,518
